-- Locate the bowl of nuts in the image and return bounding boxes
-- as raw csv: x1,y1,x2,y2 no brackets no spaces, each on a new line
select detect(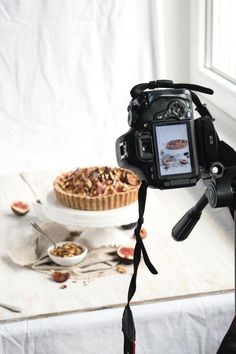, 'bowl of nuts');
48,241,88,266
